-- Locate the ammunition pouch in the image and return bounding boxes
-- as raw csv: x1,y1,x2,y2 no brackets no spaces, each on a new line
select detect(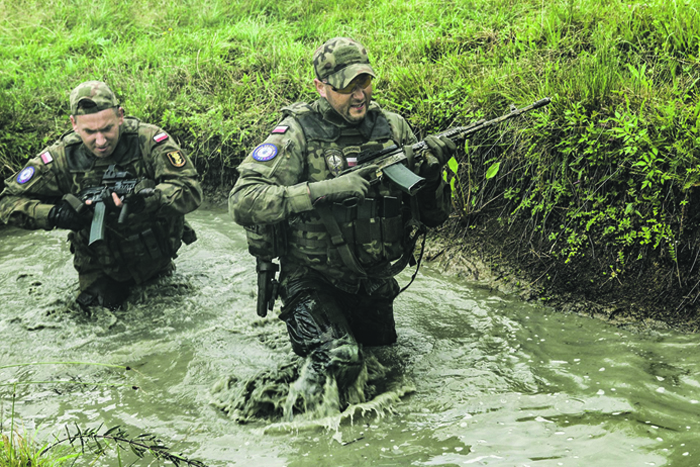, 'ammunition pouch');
331,196,404,265
288,196,409,277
